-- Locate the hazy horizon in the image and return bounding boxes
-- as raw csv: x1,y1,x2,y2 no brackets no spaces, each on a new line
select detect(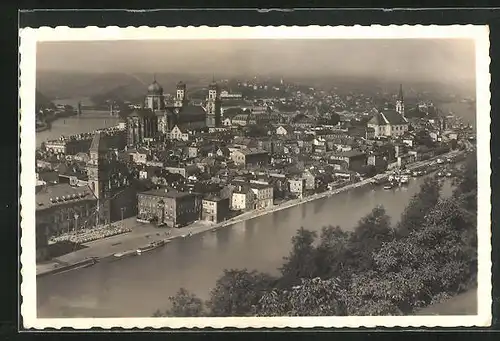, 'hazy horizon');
37,39,476,84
